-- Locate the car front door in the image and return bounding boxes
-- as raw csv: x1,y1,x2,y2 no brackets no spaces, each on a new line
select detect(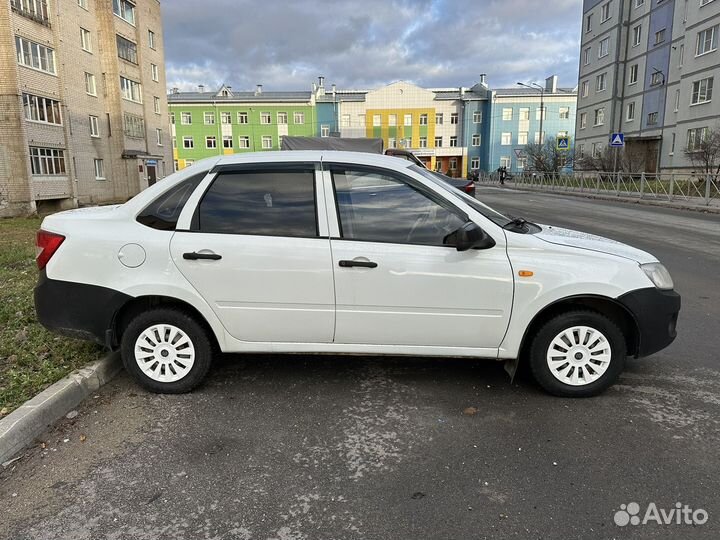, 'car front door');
325,163,513,351
170,163,335,343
